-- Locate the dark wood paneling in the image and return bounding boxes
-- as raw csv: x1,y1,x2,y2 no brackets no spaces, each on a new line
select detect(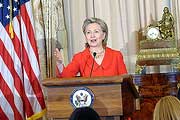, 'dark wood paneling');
132,73,180,120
